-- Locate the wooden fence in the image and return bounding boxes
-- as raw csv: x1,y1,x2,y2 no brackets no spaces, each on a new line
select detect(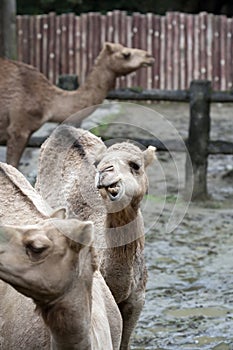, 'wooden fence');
16,11,233,91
